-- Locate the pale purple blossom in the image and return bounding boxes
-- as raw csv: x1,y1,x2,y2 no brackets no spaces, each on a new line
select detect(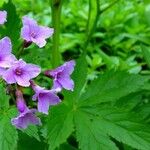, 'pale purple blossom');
0,11,7,25
30,80,61,114
2,59,41,87
21,16,54,48
11,90,41,129
0,37,17,68
45,60,75,91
